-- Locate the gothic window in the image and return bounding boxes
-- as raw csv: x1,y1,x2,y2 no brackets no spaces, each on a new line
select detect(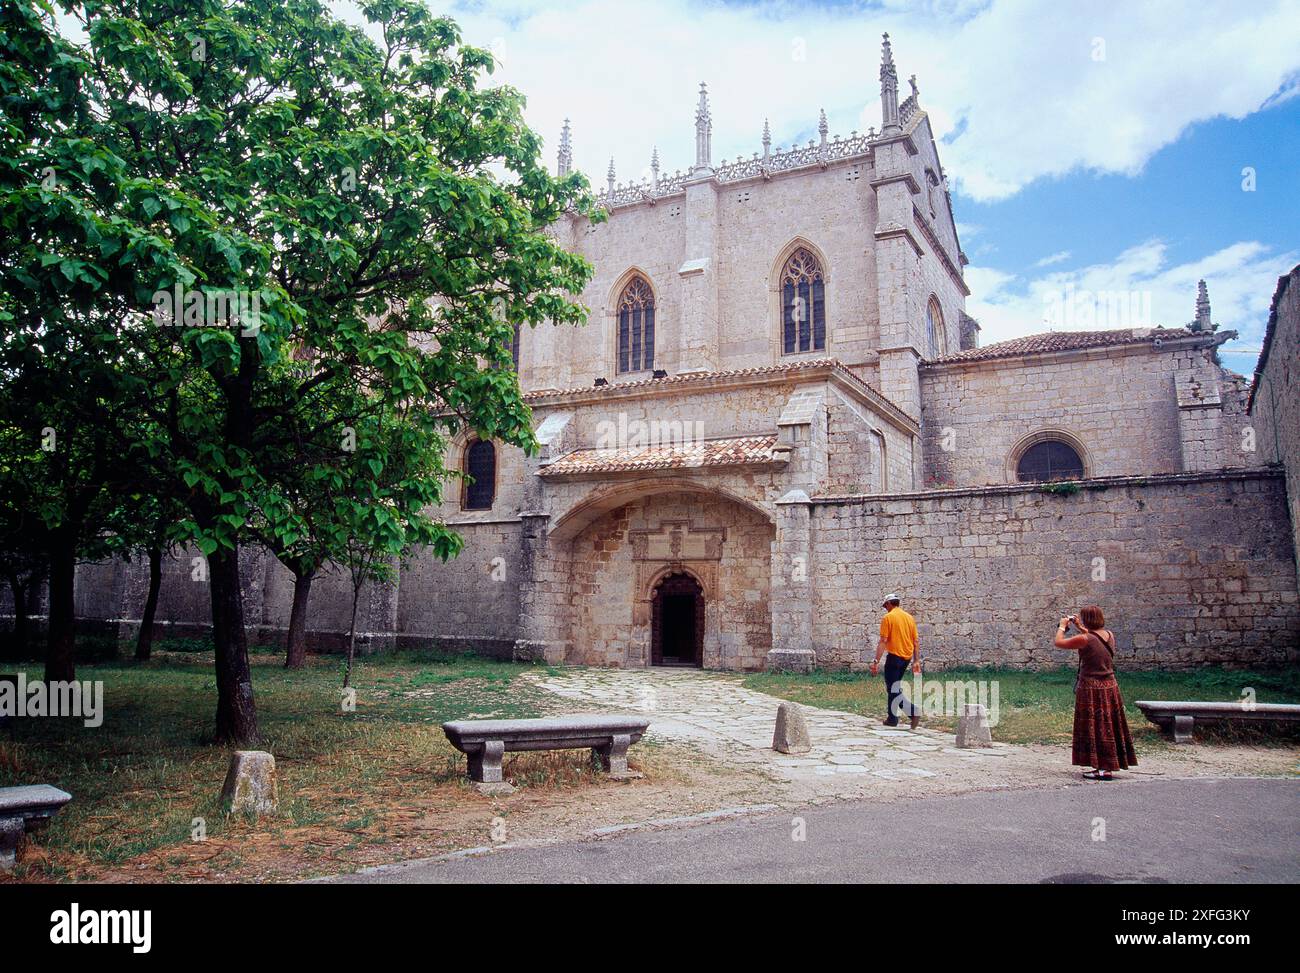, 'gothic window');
616,276,655,373
510,323,521,371
463,439,496,510
925,296,946,358
1016,439,1084,483
781,248,826,354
